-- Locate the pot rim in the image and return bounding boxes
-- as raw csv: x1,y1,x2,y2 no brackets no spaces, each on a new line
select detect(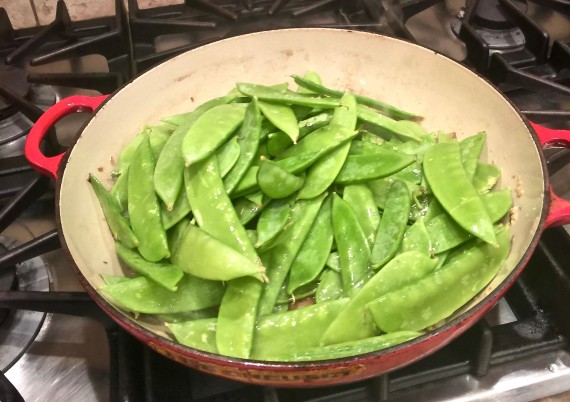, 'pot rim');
53,27,550,370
